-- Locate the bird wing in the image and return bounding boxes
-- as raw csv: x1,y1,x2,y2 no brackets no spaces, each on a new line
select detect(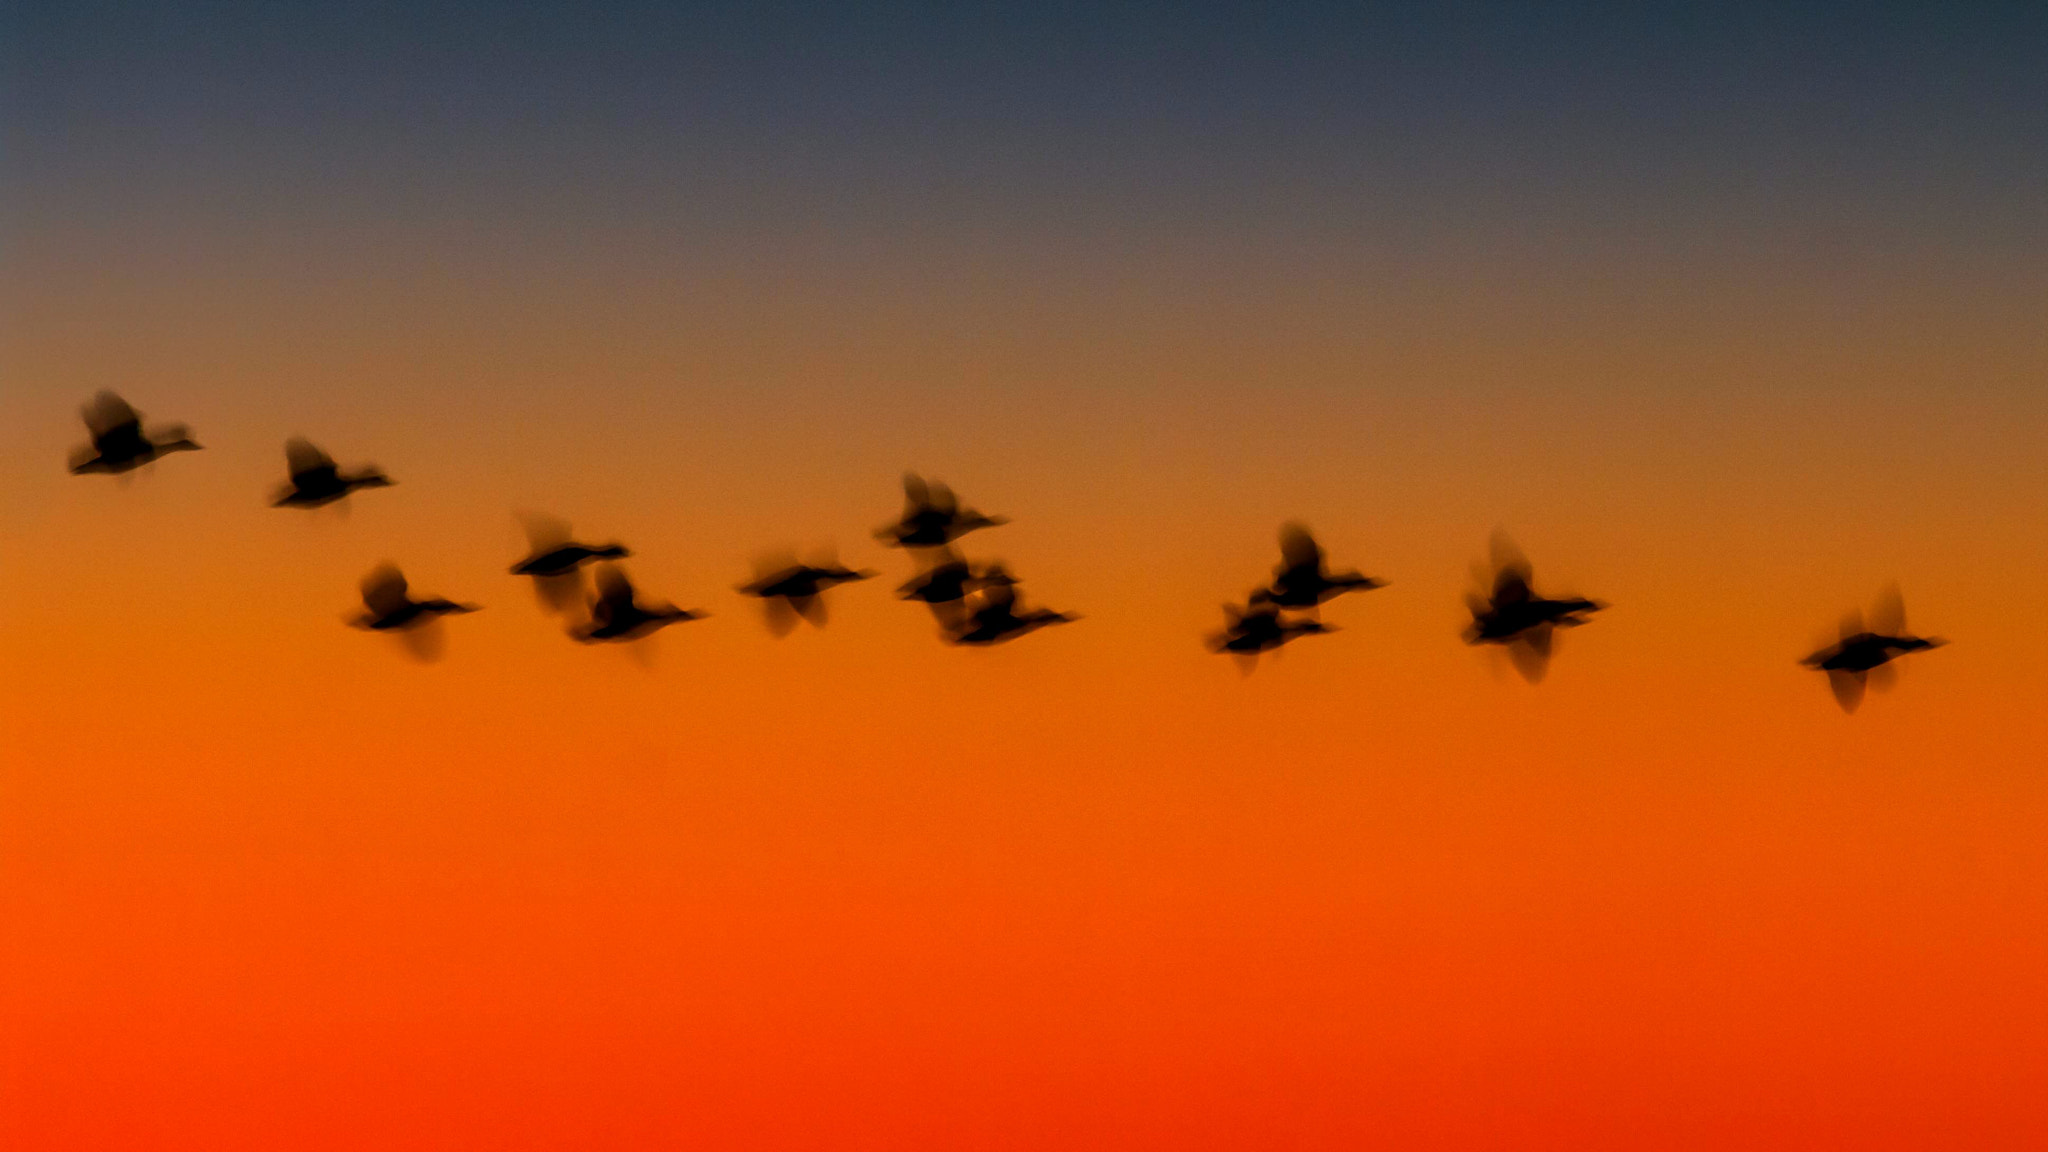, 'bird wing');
901,472,931,514
1869,583,1906,635
927,479,958,518
1827,670,1866,713
518,512,572,551
1839,609,1865,642
284,437,334,482
1492,566,1532,605
593,563,635,612
83,391,140,437
1279,522,1322,570
361,564,410,616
